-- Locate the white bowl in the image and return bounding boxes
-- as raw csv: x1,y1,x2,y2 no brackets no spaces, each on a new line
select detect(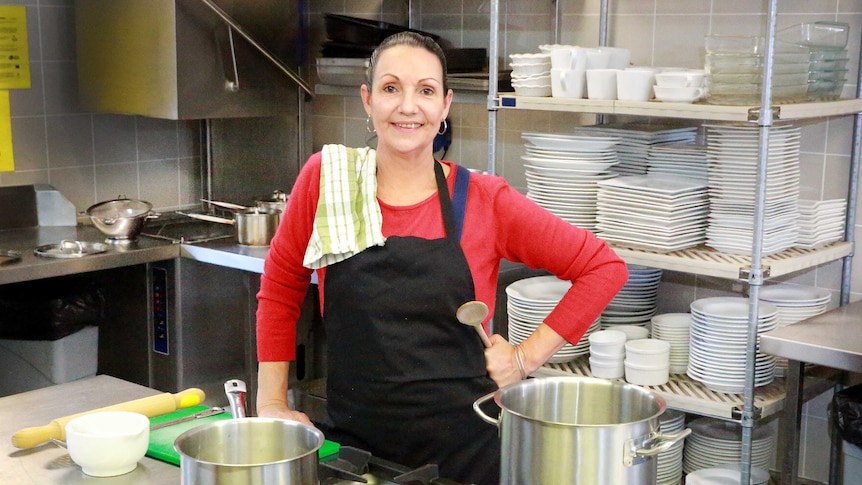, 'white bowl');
511,63,551,77
625,338,671,367
510,52,551,63
625,360,670,386
588,330,627,354
513,85,551,97
590,357,624,379
611,325,650,341
653,85,706,103
65,411,150,477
